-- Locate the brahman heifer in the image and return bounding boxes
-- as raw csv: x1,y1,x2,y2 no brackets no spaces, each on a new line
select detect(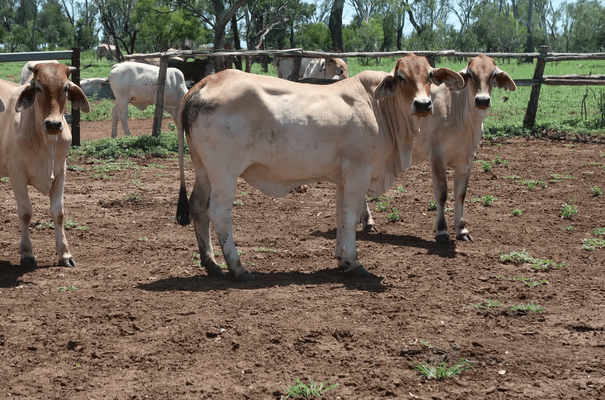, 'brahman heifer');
0,63,90,267
176,53,464,281
20,60,59,84
360,54,516,243
80,78,115,99
109,62,188,138
302,57,349,80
